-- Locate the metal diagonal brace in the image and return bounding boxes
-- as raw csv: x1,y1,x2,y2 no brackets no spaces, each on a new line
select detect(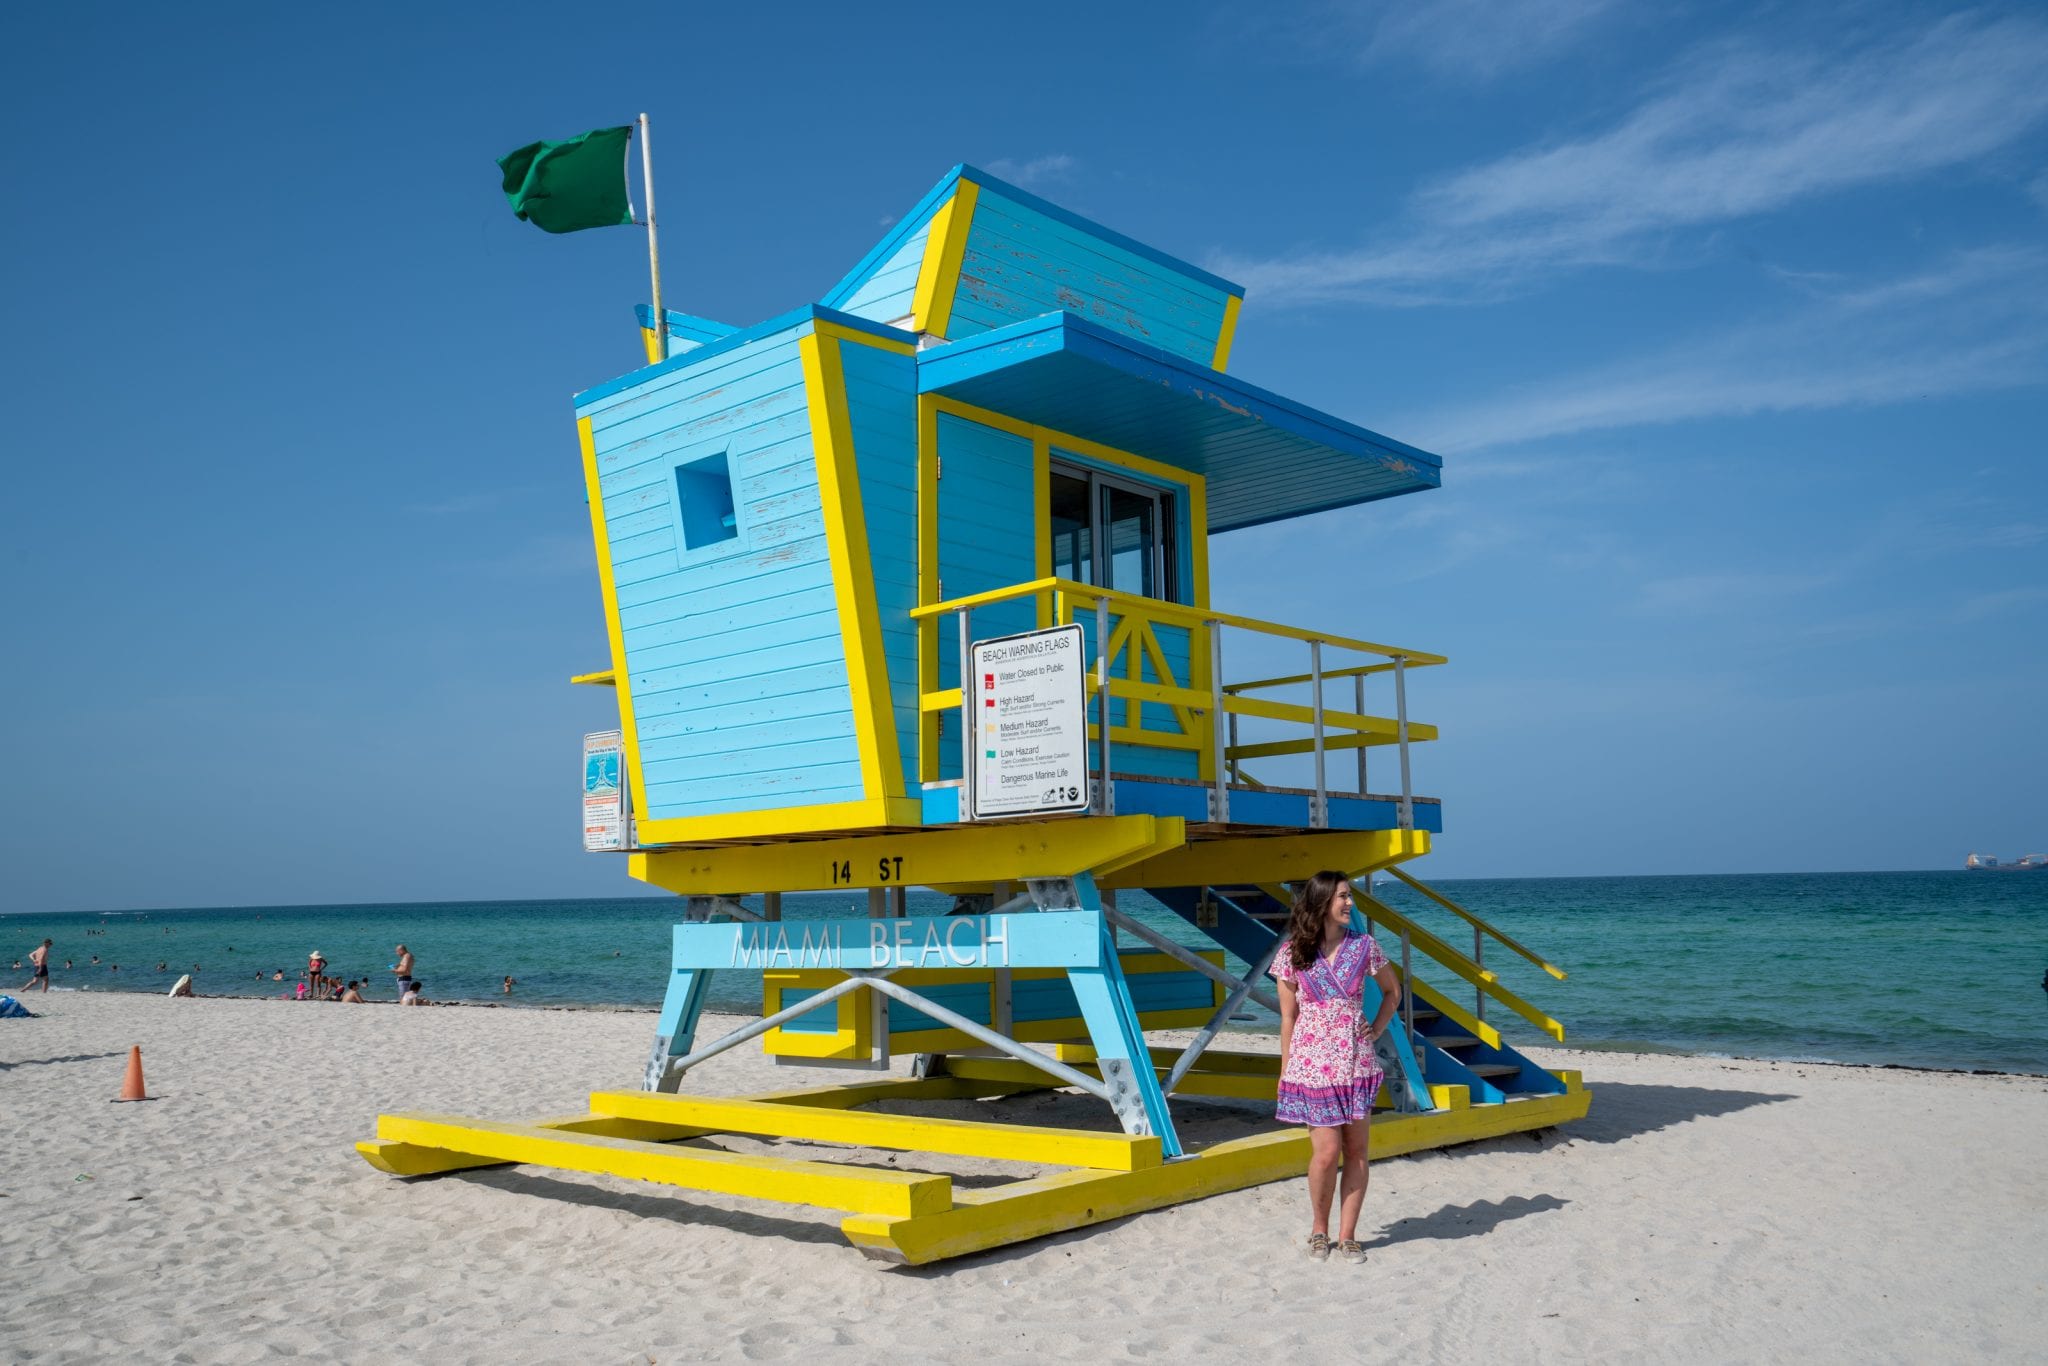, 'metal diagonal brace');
860,976,1112,1103
651,970,884,1091
1164,935,1284,1094
1101,905,1282,1015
